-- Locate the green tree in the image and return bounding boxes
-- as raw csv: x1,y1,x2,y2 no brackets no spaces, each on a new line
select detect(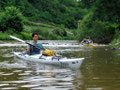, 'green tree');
0,6,24,32
0,0,15,11
94,0,120,23
78,0,96,8
77,12,115,43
